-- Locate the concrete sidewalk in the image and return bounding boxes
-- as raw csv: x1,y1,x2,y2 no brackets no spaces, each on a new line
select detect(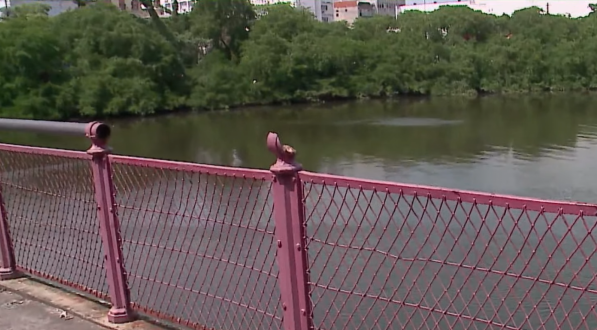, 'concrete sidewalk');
0,278,165,330
0,289,104,330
